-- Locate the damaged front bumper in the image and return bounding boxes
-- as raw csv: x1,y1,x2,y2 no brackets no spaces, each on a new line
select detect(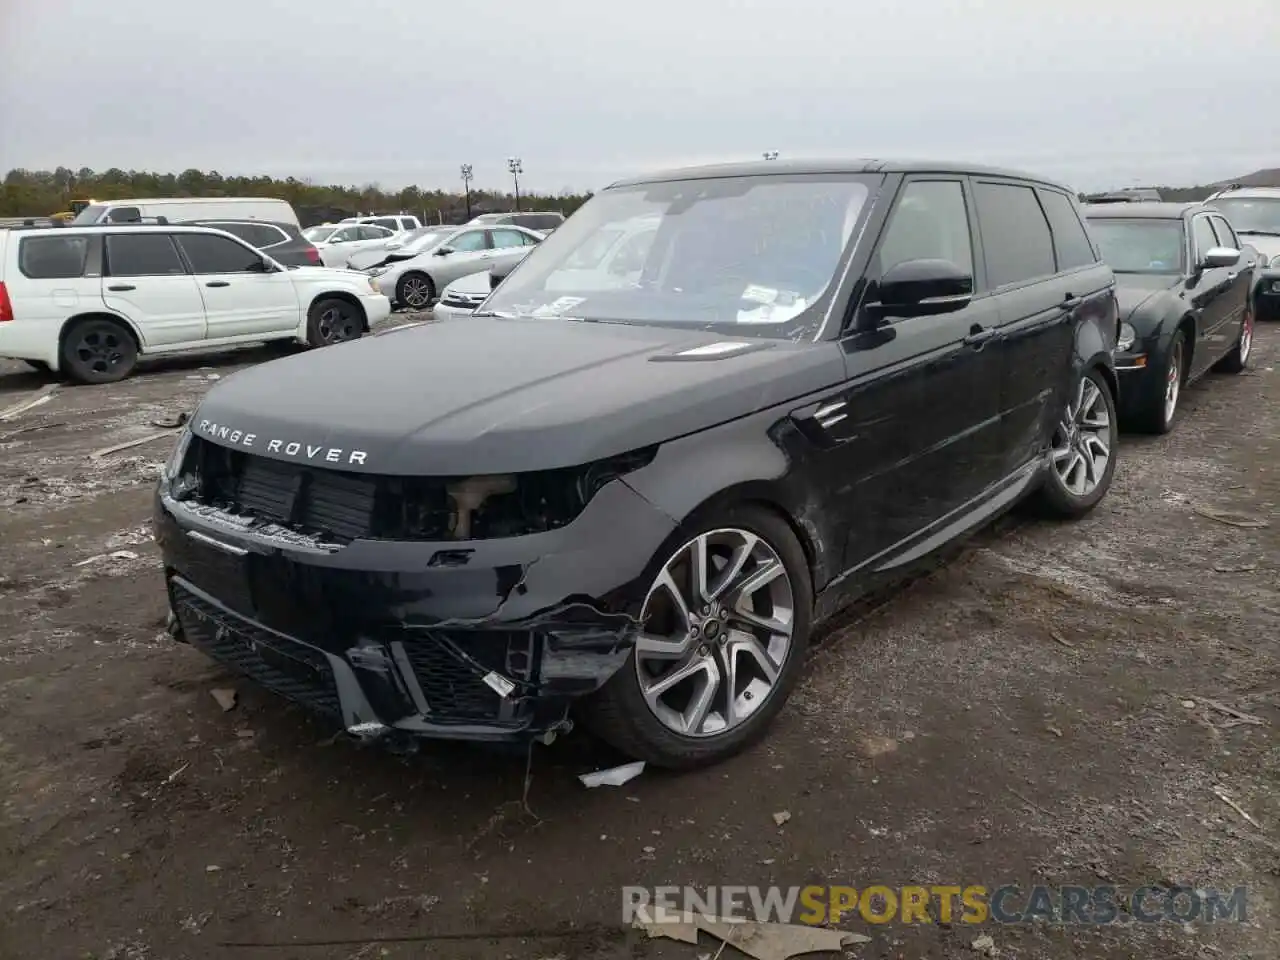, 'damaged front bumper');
153,479,677,744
